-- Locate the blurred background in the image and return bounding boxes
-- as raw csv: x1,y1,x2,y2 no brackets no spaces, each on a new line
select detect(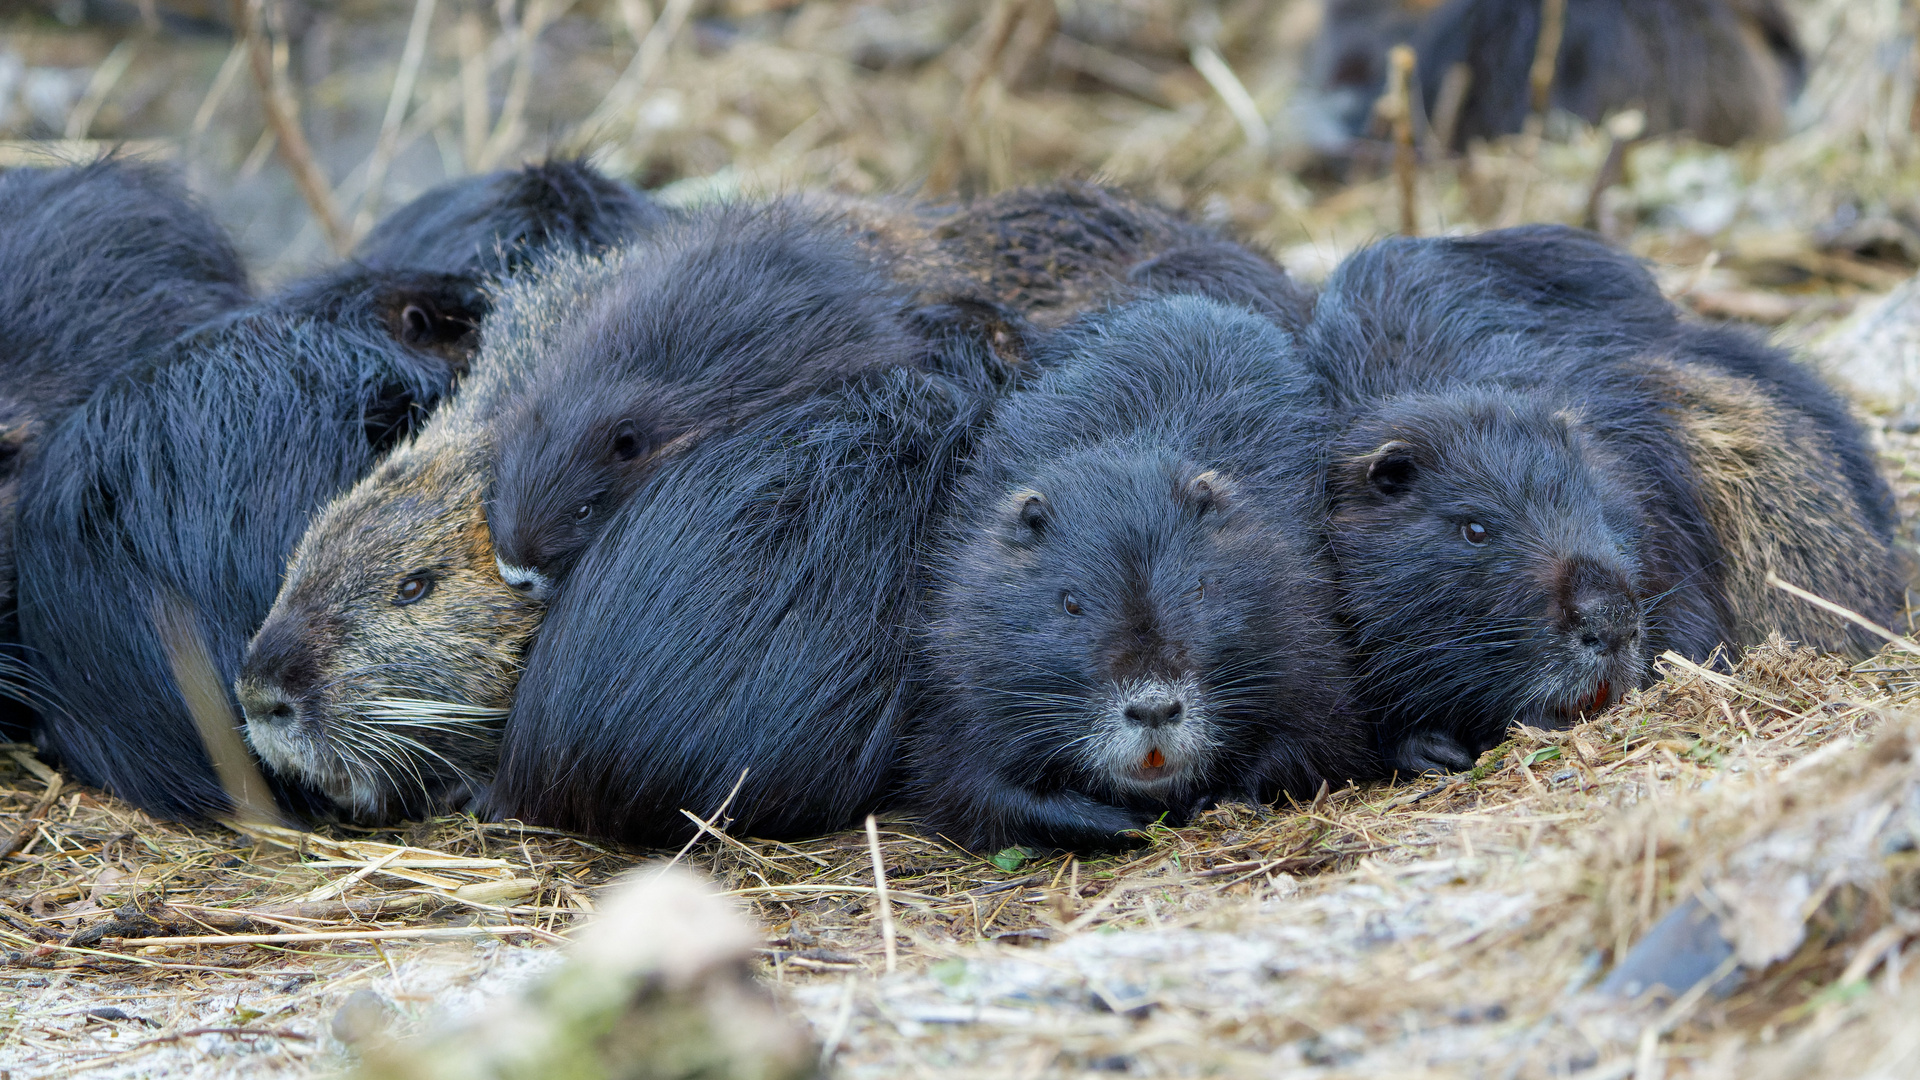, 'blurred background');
0,0,1910,306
